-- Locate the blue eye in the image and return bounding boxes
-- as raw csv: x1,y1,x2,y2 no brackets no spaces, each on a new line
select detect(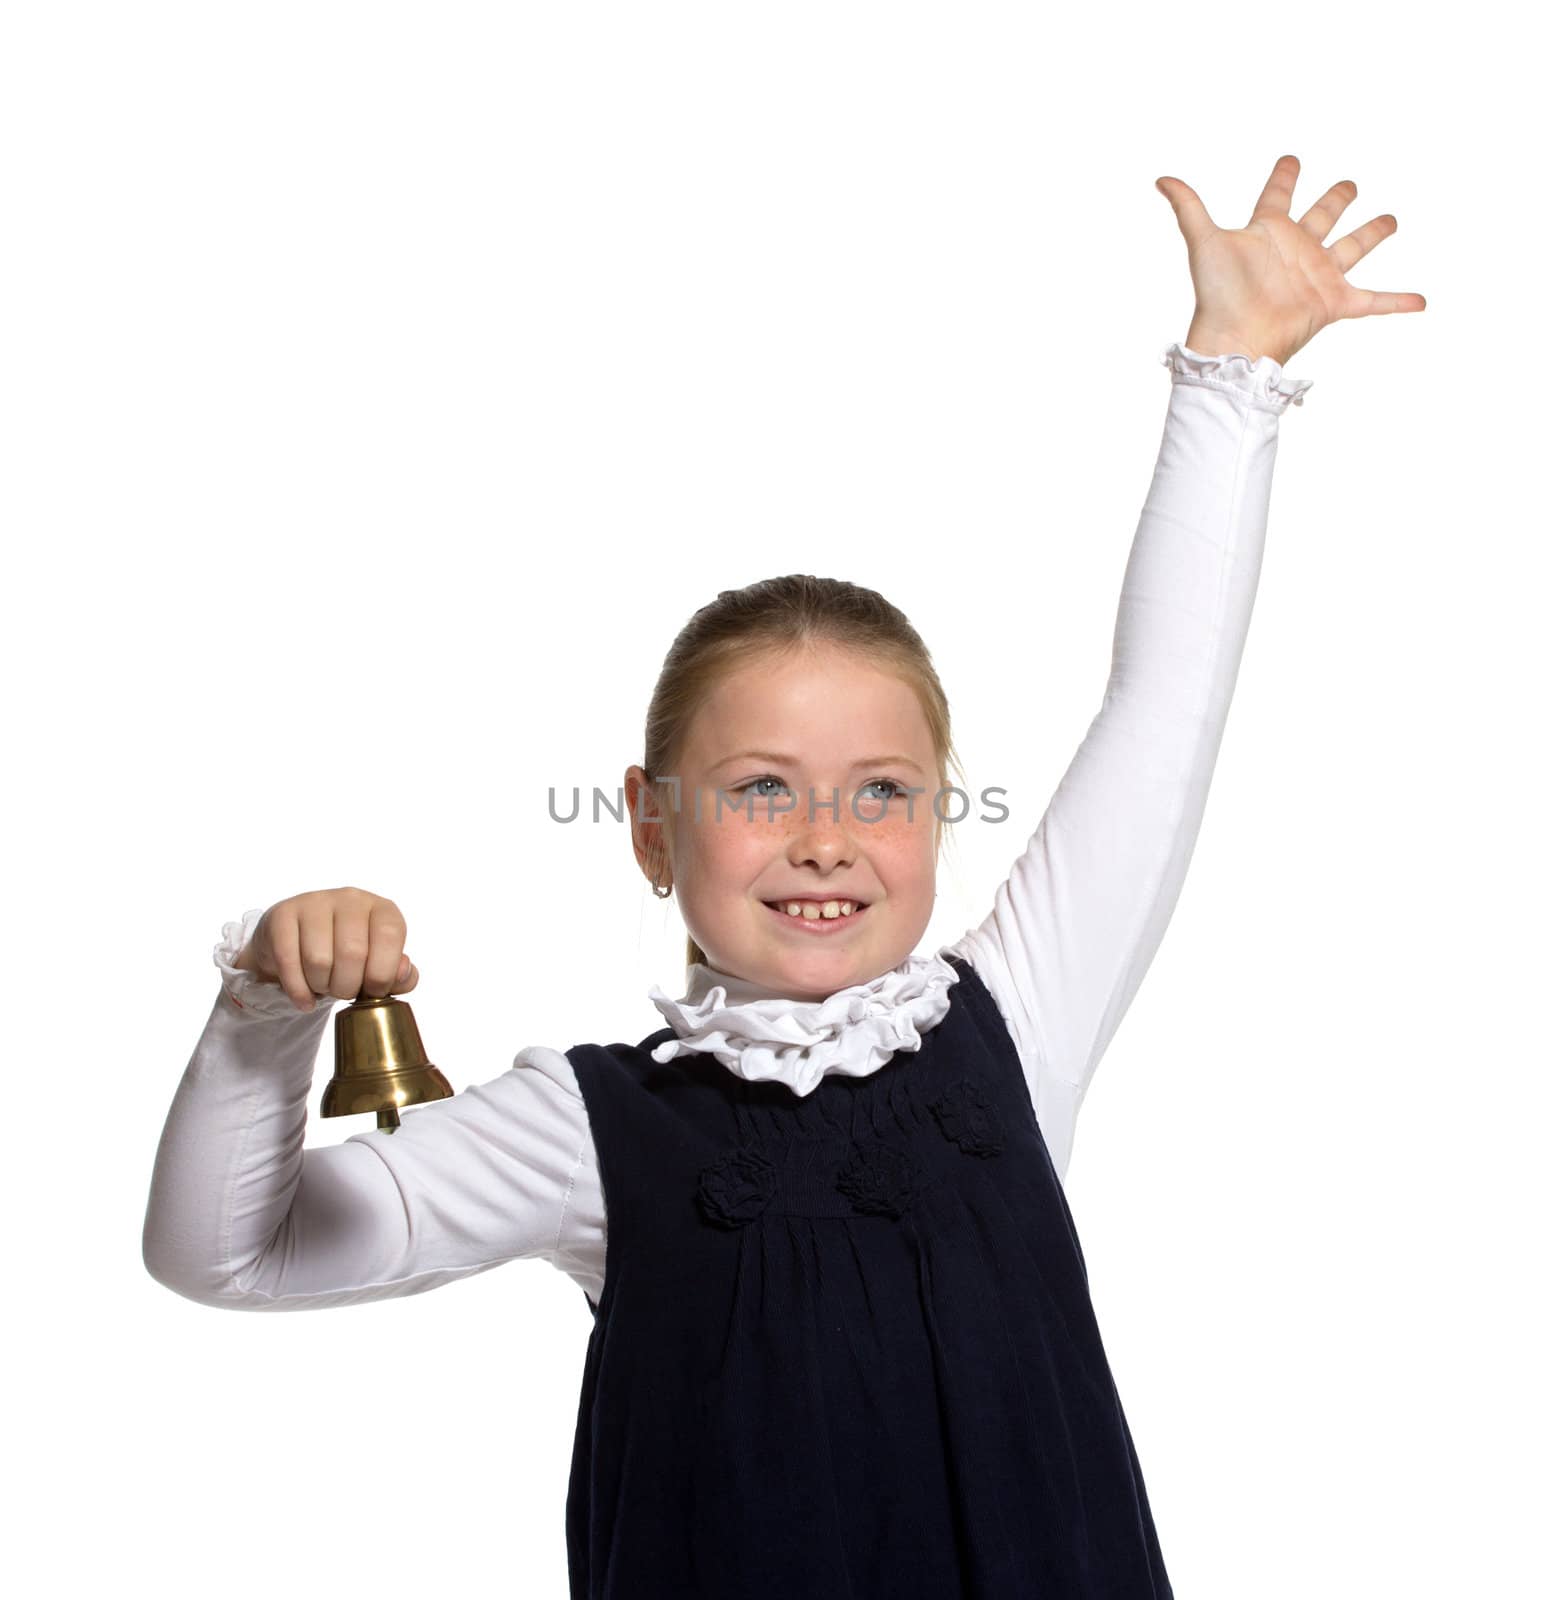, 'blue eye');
731,776,905,804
